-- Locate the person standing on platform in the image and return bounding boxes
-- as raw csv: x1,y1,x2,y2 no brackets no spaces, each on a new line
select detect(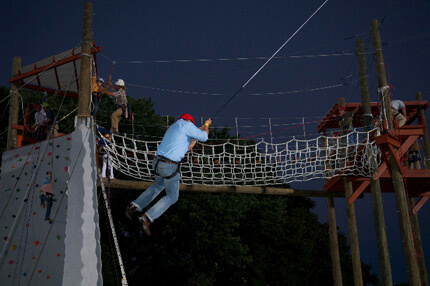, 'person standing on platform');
105,78,128,133
391,99,407,127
